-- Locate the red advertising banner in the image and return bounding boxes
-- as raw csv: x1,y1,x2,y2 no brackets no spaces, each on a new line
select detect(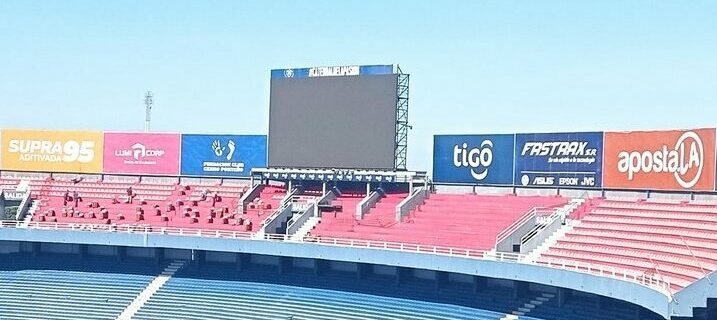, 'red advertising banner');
603,128,716,191
103,132,180,175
